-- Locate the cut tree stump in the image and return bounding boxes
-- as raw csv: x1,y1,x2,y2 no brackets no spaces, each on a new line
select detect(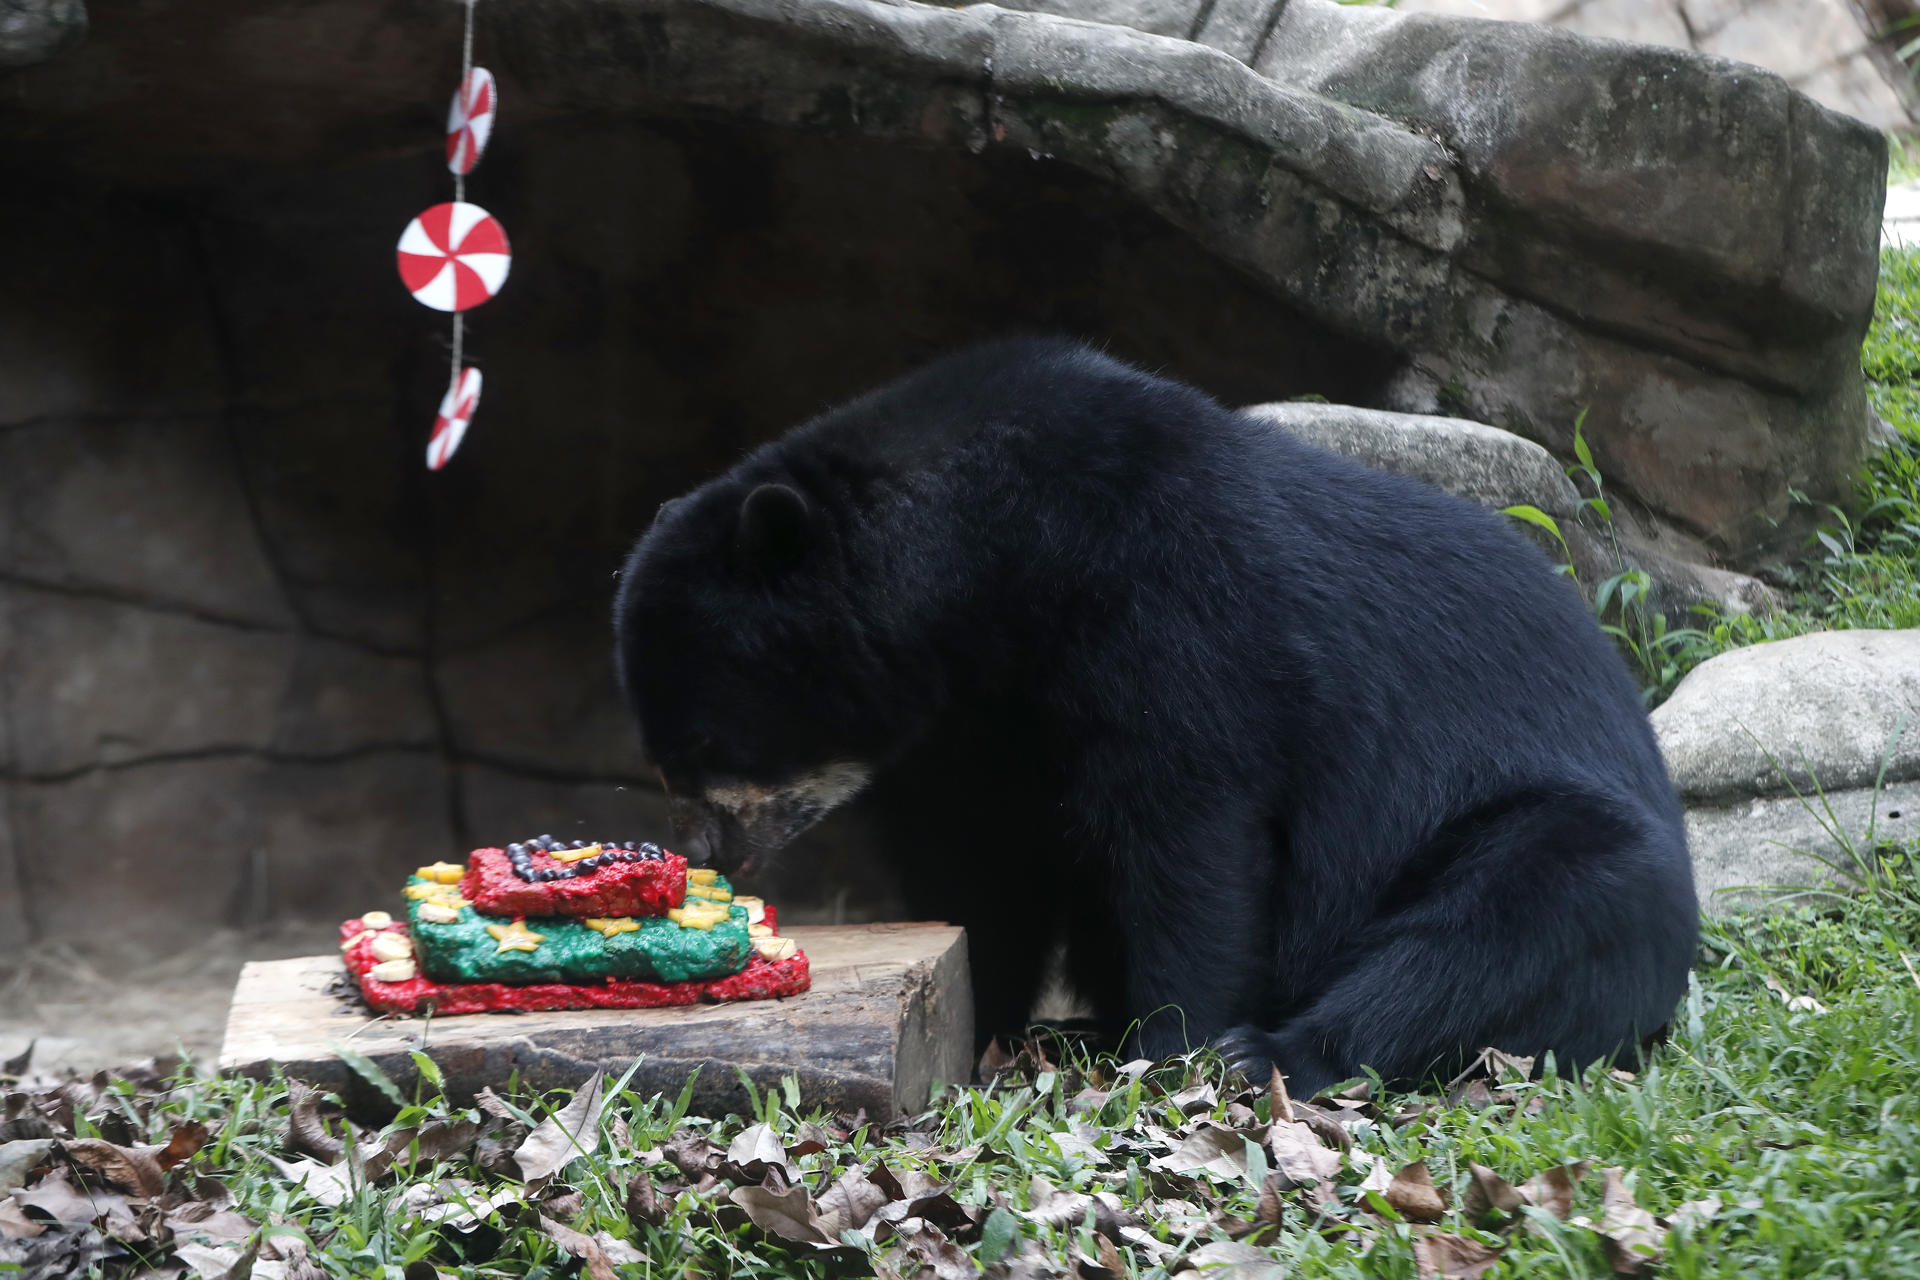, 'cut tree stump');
219,923,971,1123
